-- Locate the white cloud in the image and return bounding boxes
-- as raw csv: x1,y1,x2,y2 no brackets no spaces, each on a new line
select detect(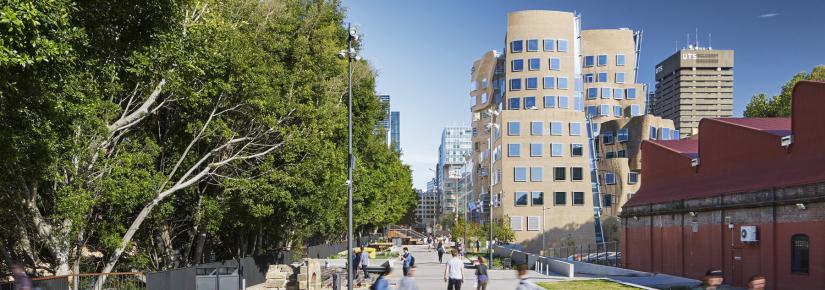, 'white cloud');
758,13,780,18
